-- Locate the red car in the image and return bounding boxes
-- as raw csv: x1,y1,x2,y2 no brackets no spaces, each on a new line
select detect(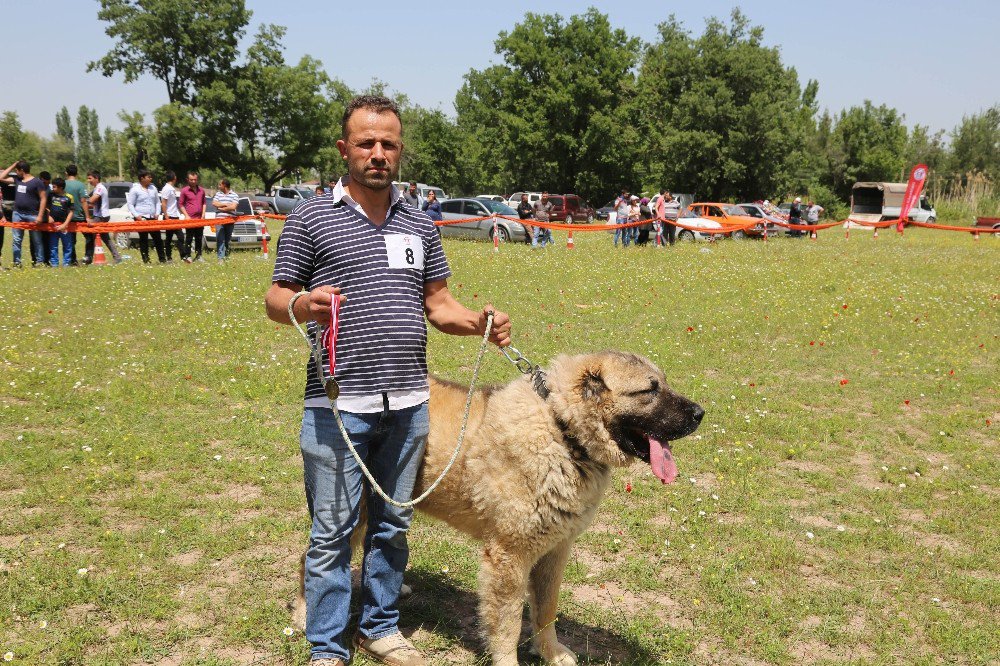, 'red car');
547,194,596,223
